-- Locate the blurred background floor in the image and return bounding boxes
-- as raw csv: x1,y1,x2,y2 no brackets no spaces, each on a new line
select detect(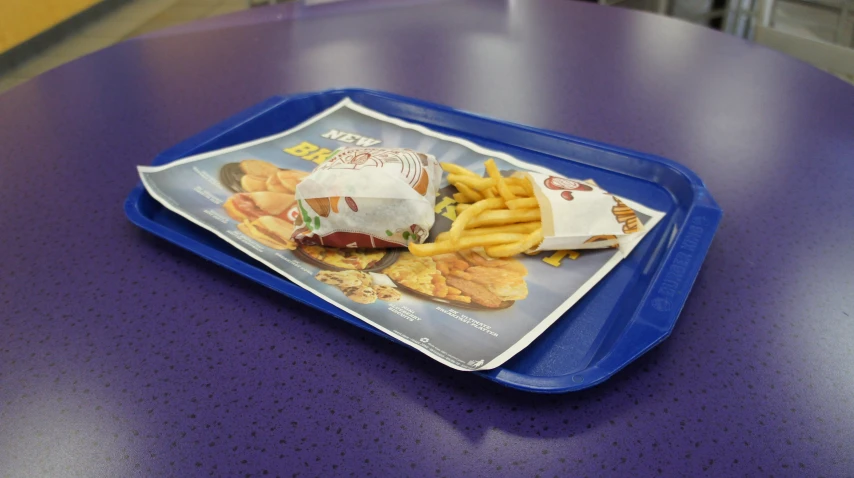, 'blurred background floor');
775,0,852,45
0,0,851,95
